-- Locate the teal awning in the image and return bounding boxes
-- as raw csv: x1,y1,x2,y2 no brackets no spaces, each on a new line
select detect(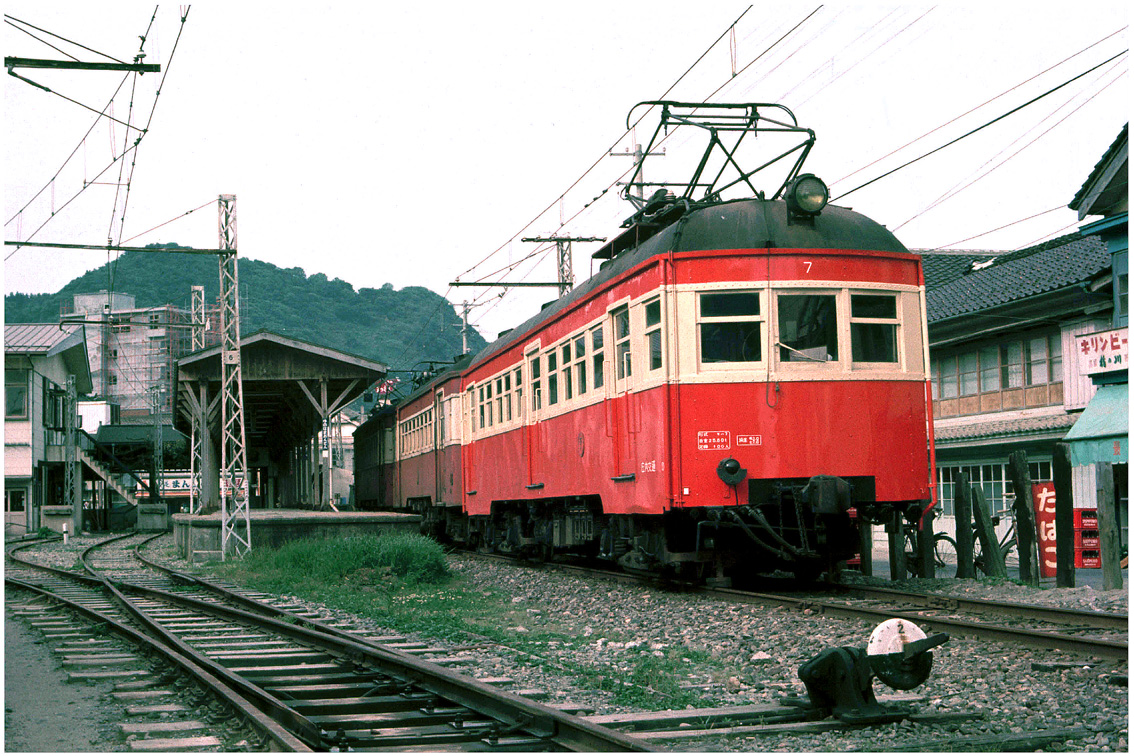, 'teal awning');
1064,383,1128,466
